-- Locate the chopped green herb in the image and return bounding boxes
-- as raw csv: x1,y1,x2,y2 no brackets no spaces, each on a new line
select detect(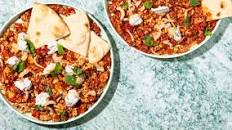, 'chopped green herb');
45,86,53,96
122,2,129,10
17,60,25,72
13,60,25,72
190,0,200,7
35,105,42,111
57,44,64,55
50,73,56,77
60,111,67,116
25,39,36,56
204,27,212,37
12,63,18,71
143,35,157,47
50,62,63,77
73,67,85,77
184,11,191,28
144,0,153,9
64,75,77,86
